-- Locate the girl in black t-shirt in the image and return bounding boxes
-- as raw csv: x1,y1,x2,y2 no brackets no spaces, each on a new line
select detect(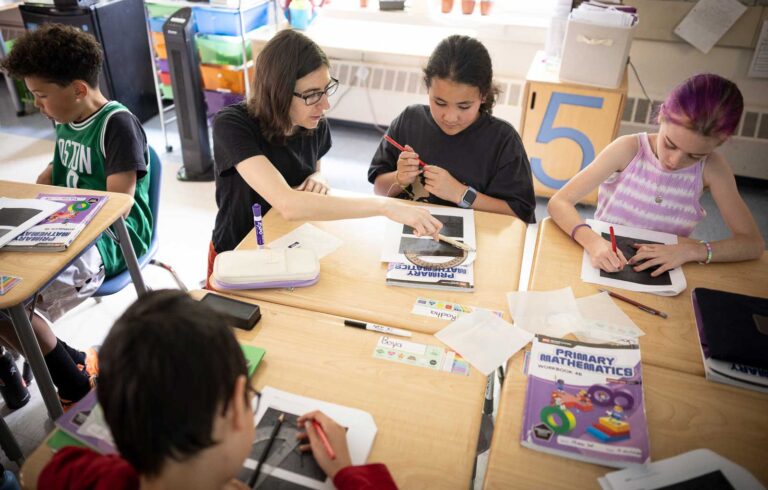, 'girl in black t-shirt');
209,30,443,280
368,35,536,222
